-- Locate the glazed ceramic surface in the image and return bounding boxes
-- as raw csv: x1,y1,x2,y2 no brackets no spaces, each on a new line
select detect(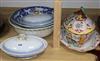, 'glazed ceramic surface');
10,21,53,37
63,7,96,45
61,7,100,52
9,6,53,37
64,8,95,35
21,14,53,27
63,28,94,45
0,34,48,58
10,6,53,28
61,28,100,52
